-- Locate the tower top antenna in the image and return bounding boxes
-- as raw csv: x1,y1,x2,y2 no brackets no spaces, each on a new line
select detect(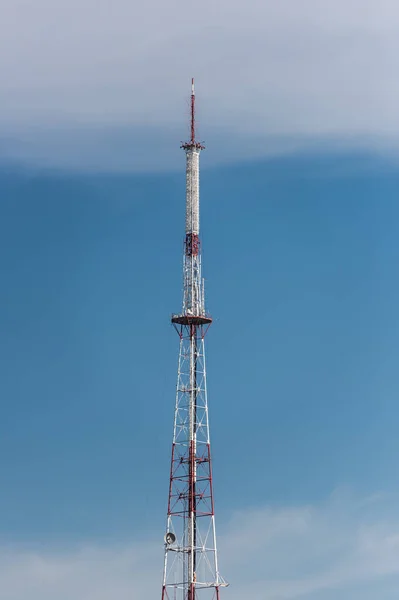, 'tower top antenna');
191,78,195,144
182,78,205,150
